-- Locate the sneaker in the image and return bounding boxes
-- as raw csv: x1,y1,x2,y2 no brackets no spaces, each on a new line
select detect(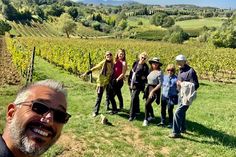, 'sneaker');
168,133,182,138
142,120,148,126
109,110,118,115
147,116,155,121
106,107,111,111
157,122,165,127
181,130,187,134
128,117,136,121
167,124,172,128
92,112,97,117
